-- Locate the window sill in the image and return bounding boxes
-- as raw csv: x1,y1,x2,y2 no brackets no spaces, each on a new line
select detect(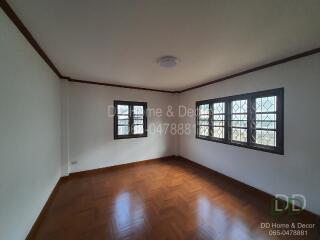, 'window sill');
114,134,147,140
